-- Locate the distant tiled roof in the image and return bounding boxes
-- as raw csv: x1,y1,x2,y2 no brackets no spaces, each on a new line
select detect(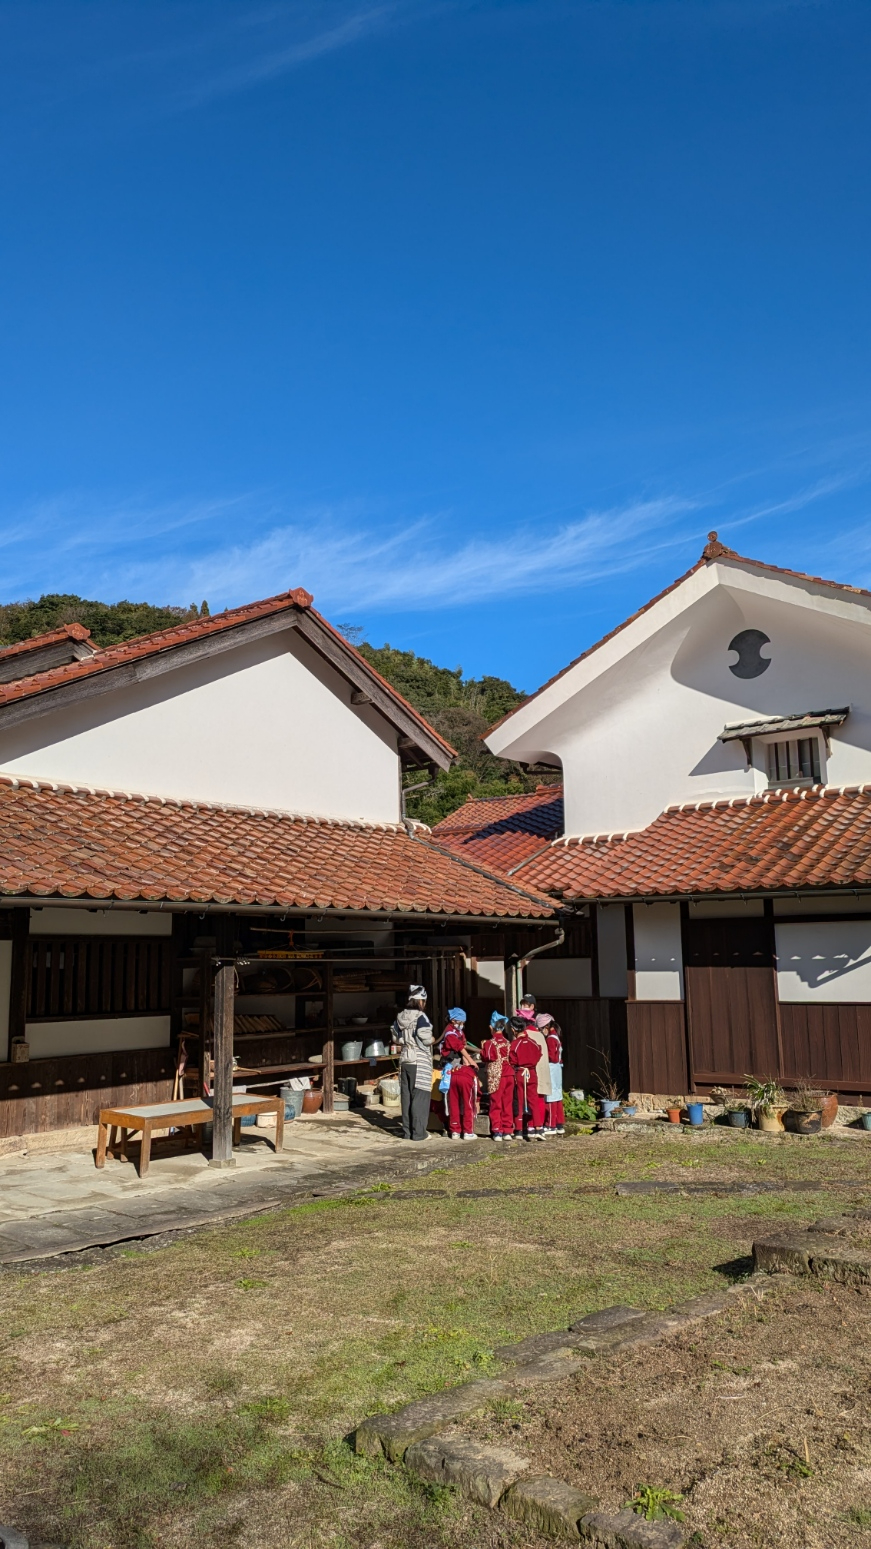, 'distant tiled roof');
487,537,871,739
432,786,564,872
517,786,871,900
0,777,555,917
0,588,455,764
0,623,94,659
